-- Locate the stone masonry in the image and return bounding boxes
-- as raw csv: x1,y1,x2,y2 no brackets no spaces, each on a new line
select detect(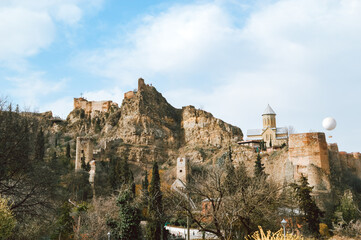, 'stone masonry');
75,137,93,170
288,132,331,192
73,97,117,116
